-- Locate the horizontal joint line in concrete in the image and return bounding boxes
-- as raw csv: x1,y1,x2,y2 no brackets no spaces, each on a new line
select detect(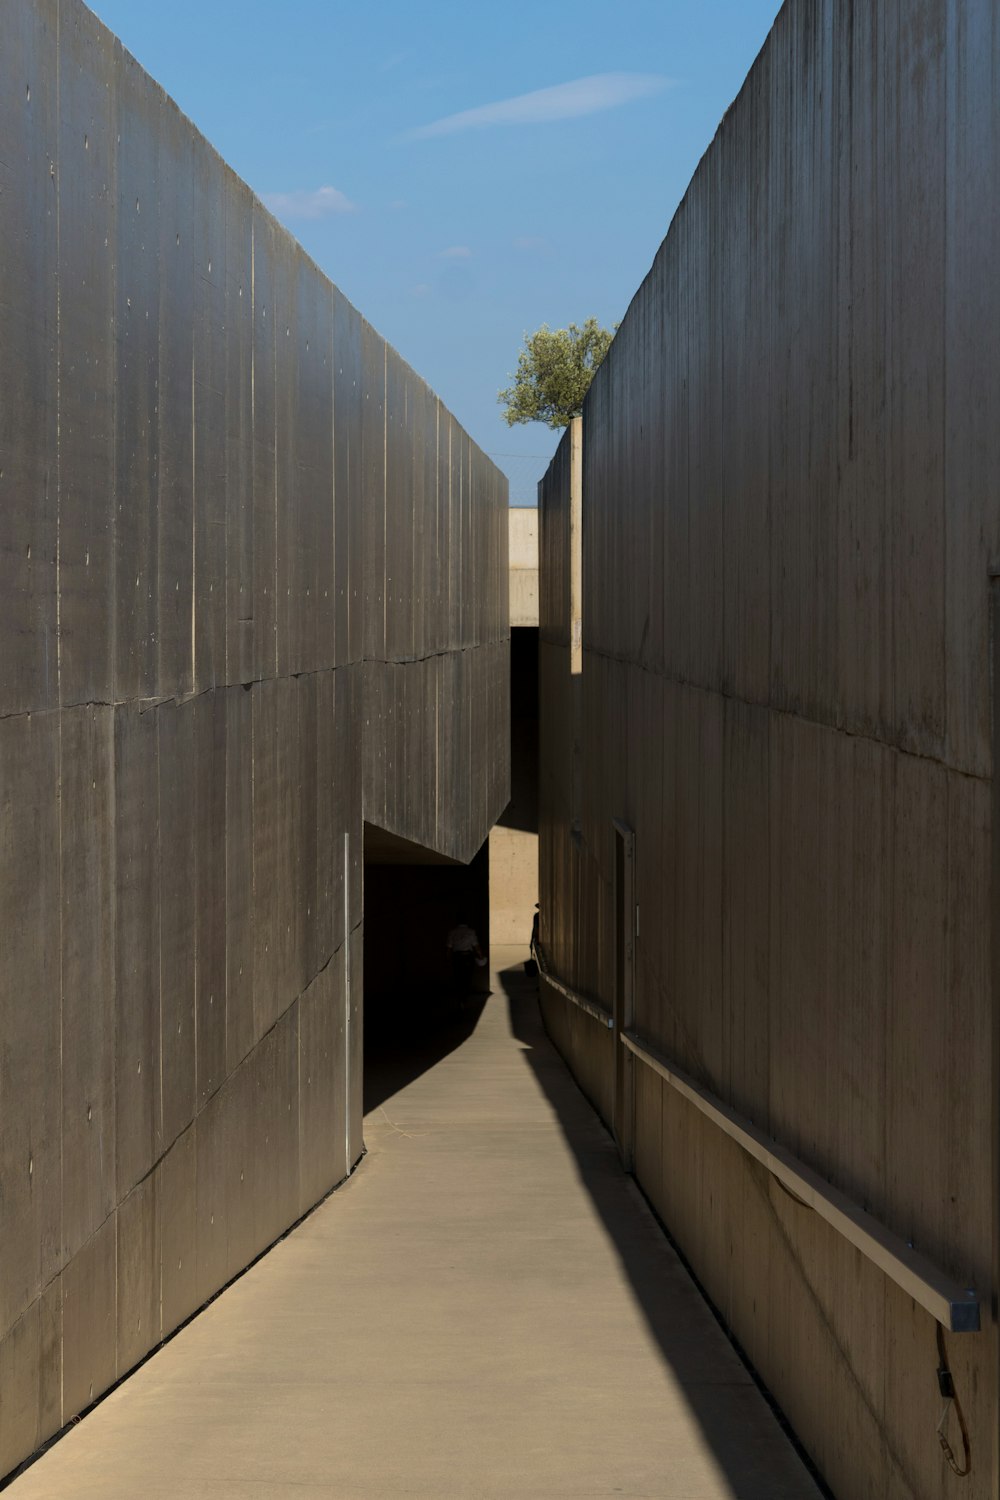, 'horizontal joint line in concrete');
578,645,990,786
373,640,505,667
620,1030,981,1335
